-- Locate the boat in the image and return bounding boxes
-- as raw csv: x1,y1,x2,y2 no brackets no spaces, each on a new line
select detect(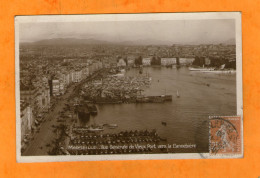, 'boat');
76,103,90,121
189,67,215,71
161,122,167,126
120,69,126,73
107,124,118,127
160,137,167,141
87,104,98,115
176,90,180,98
189,64,235,73
136,95,173,103
107,124,118,129
200,69,236,74
162,95,172,101
103,123,118,127
87,127,104,132
112,73,124,77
